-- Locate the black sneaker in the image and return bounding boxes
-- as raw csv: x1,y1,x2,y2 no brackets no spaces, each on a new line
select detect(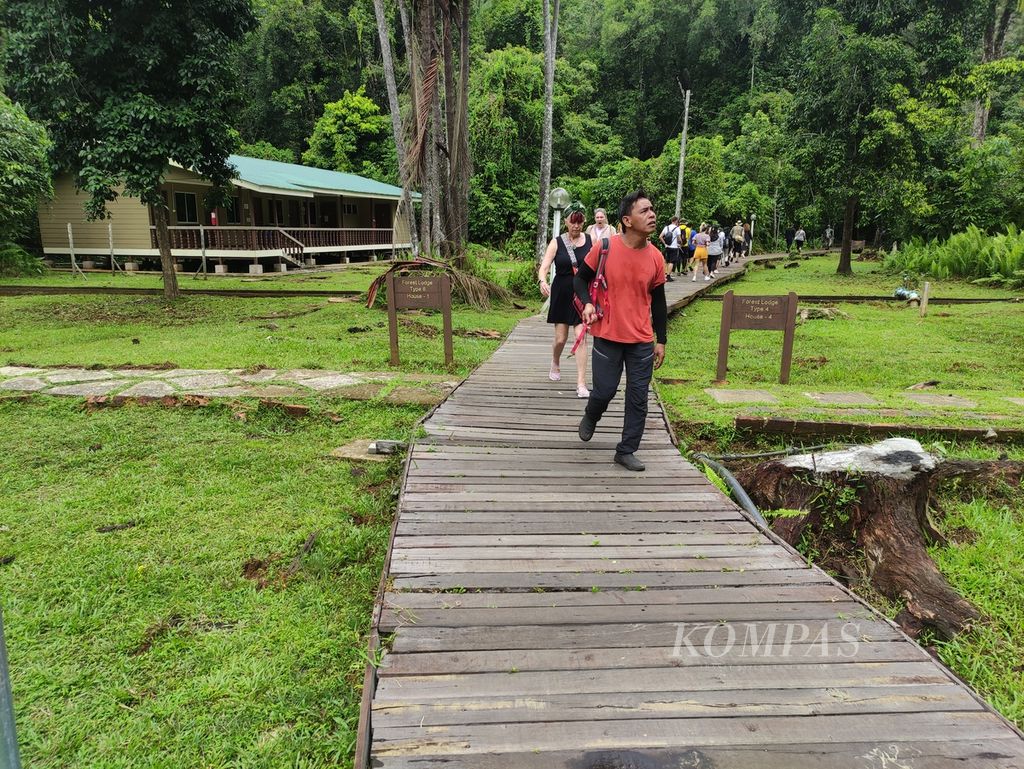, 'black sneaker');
666,275,674,281
578,414,596,442
614,452,645,471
